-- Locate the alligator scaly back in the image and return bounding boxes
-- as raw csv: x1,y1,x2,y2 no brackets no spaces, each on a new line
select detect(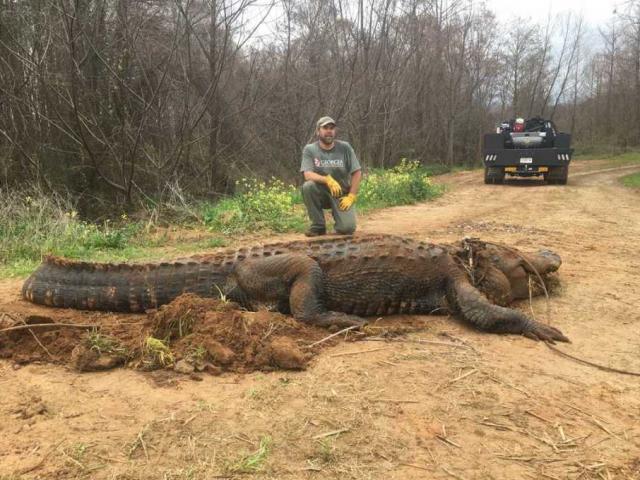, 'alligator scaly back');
21,235,397,312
